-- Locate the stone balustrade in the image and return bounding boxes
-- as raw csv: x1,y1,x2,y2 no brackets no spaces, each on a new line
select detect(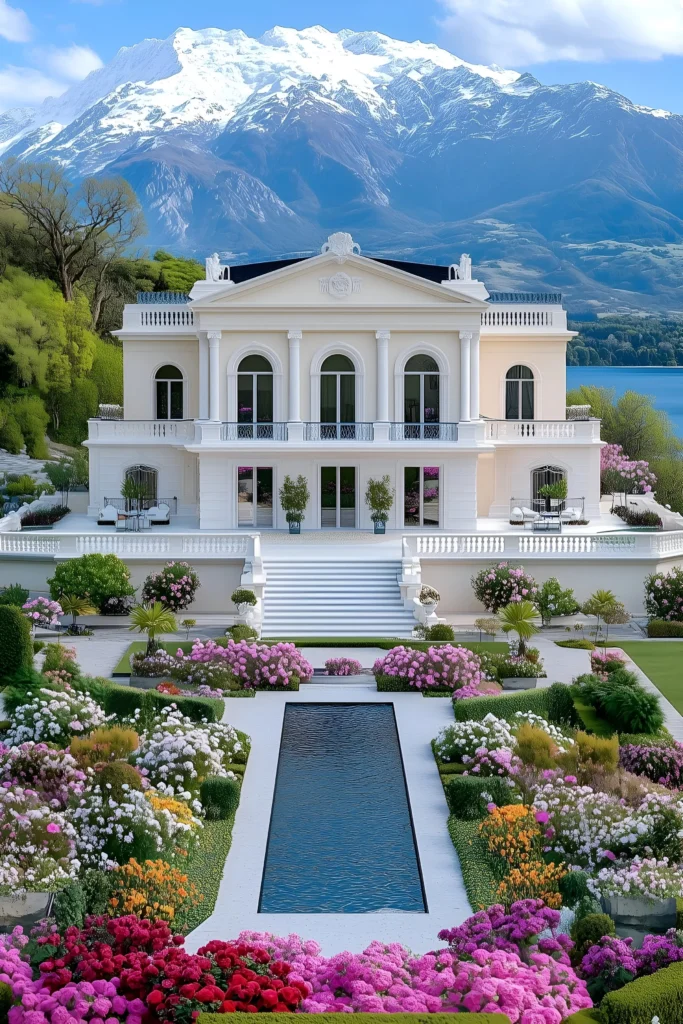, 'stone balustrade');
403,531,683,559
